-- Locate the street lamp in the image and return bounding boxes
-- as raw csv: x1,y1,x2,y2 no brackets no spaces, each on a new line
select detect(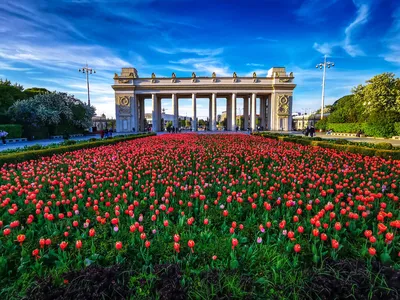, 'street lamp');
316,55,334,120
78,63,96,106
